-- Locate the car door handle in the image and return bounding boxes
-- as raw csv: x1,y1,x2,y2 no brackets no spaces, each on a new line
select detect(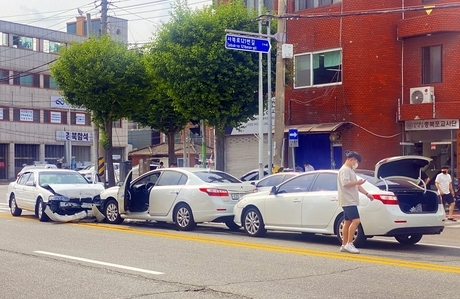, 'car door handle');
330,197,338,201
170,191,179,194
293,199,301,203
